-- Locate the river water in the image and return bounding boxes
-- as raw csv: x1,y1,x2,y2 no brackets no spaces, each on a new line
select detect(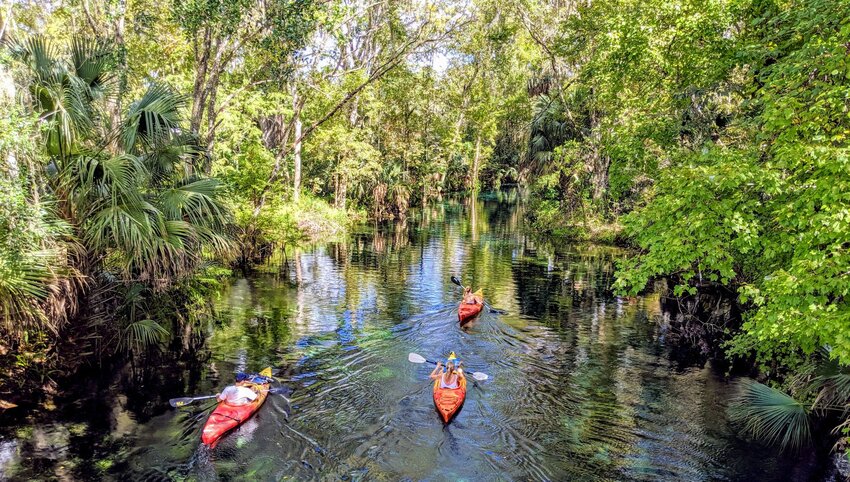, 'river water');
0,190,817,480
